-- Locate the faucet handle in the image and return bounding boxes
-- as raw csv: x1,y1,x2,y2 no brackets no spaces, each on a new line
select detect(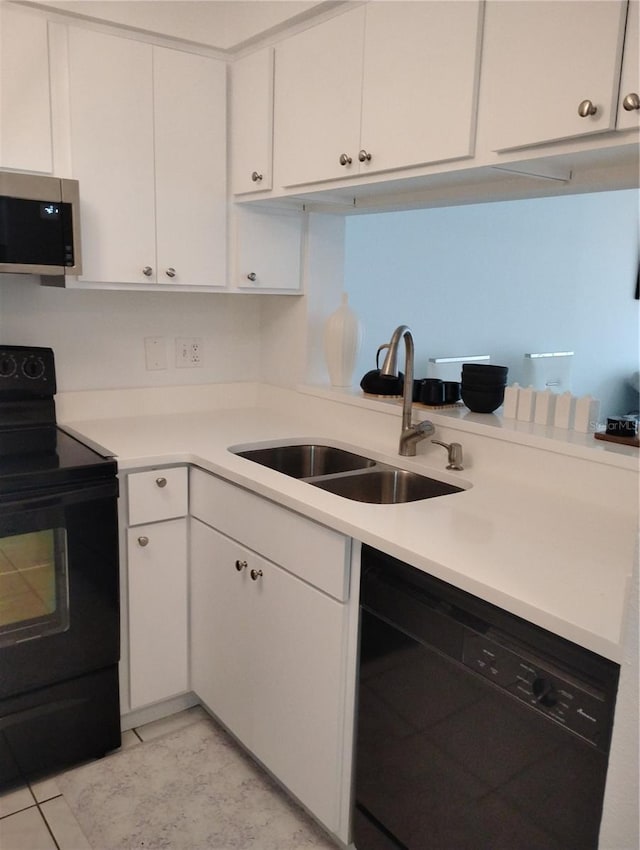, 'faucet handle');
431,439,464,471
415,420,435,436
